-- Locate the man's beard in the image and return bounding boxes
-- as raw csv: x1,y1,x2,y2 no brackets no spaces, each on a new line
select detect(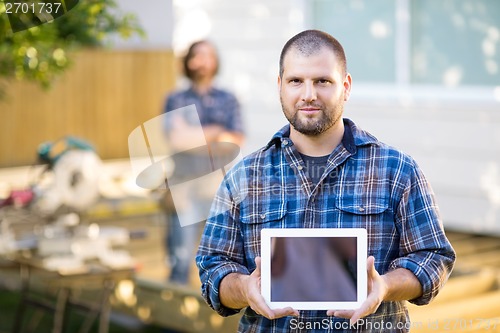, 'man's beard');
281,98,344,136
